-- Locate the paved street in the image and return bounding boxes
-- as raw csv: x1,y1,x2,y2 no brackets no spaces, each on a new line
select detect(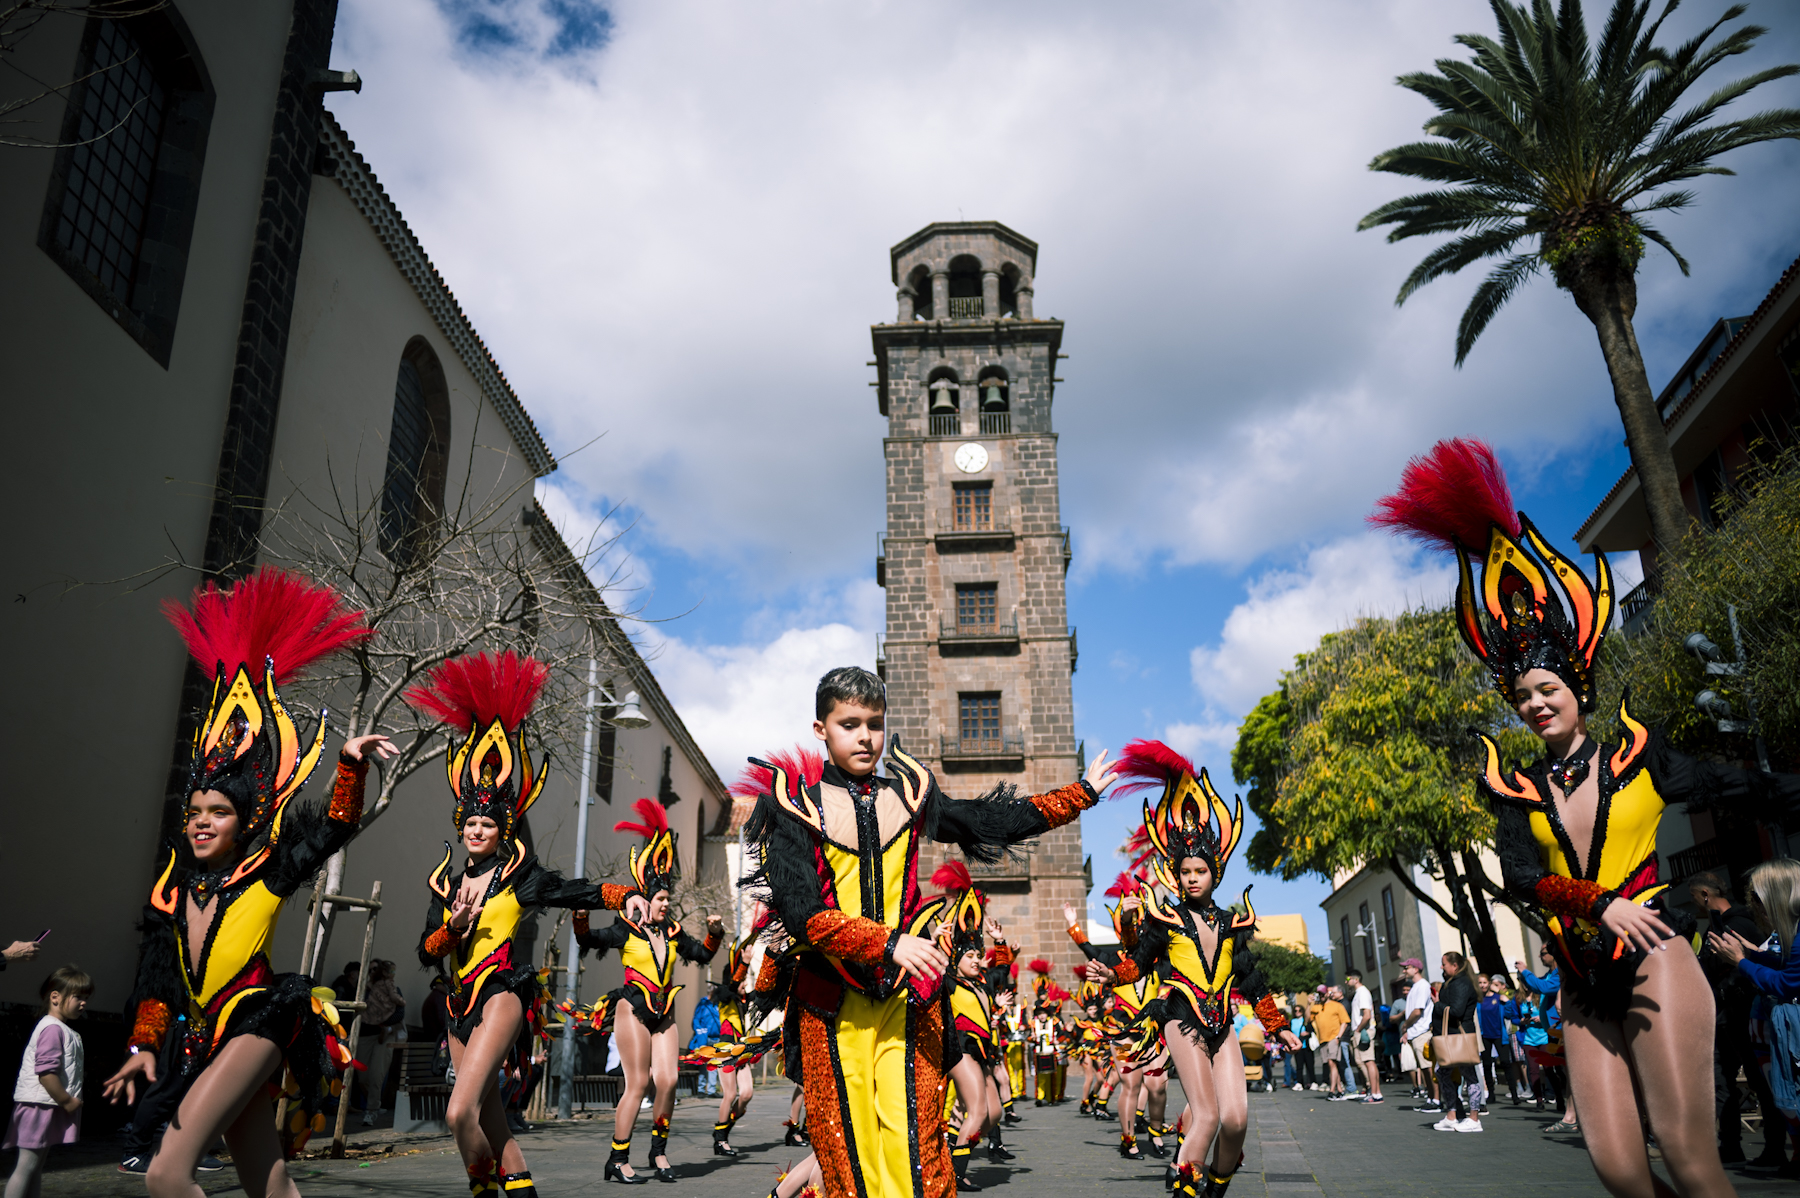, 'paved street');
30,1080,1799,1197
